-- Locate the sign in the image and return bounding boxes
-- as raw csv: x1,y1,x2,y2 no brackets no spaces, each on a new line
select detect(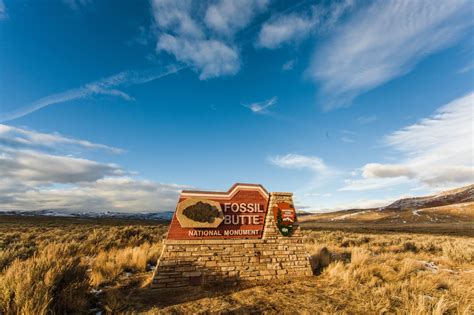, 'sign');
272,202,296,236
167,183,269,240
